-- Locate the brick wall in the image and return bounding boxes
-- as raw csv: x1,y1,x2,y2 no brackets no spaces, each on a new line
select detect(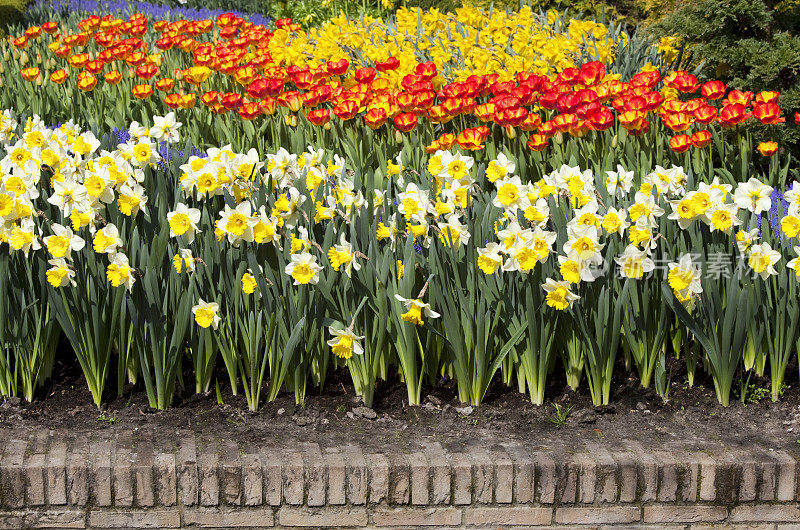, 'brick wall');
1,429,799,528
